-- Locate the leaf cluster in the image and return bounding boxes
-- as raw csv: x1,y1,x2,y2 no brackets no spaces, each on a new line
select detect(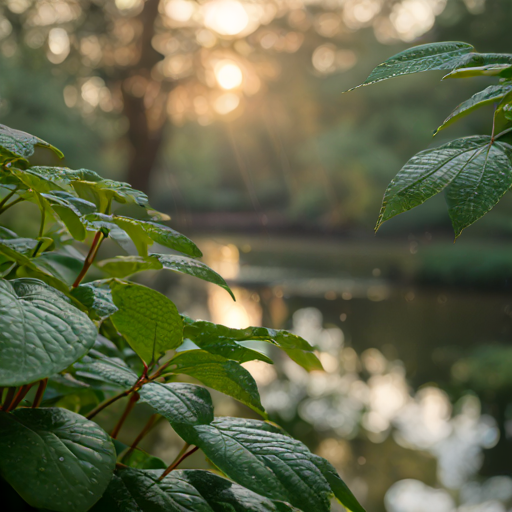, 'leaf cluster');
0,124,364,512
348,41,512,237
